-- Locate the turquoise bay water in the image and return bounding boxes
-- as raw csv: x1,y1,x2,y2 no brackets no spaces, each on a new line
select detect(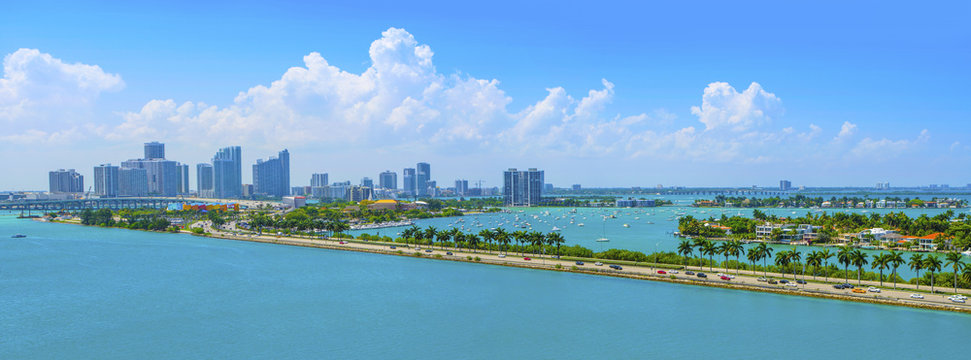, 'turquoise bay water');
2,214,970,359
350,196,968,279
